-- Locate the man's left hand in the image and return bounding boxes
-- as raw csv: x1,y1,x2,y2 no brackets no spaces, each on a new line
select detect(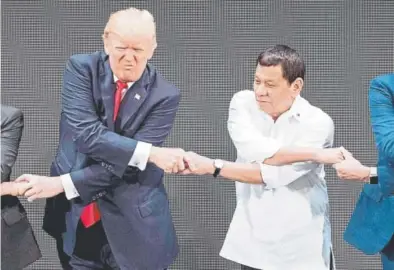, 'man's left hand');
15,174,64,202
333,158,370,181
